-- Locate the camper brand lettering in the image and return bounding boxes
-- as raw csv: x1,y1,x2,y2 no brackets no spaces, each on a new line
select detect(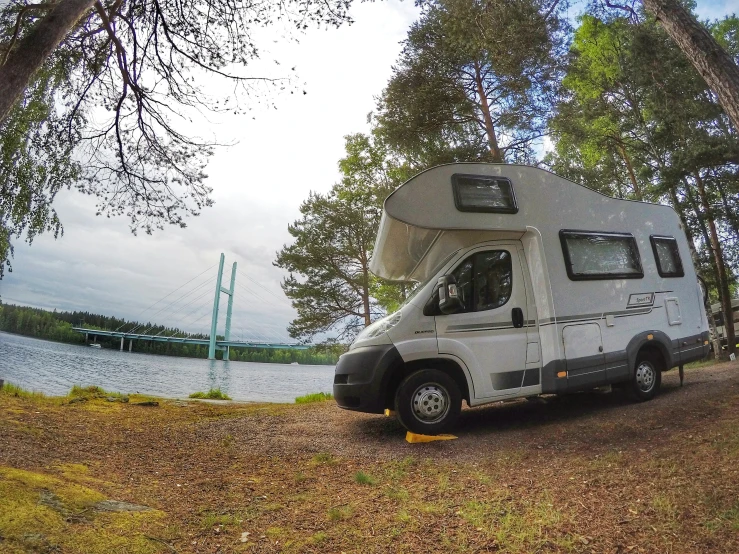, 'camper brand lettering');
627,293,655,307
